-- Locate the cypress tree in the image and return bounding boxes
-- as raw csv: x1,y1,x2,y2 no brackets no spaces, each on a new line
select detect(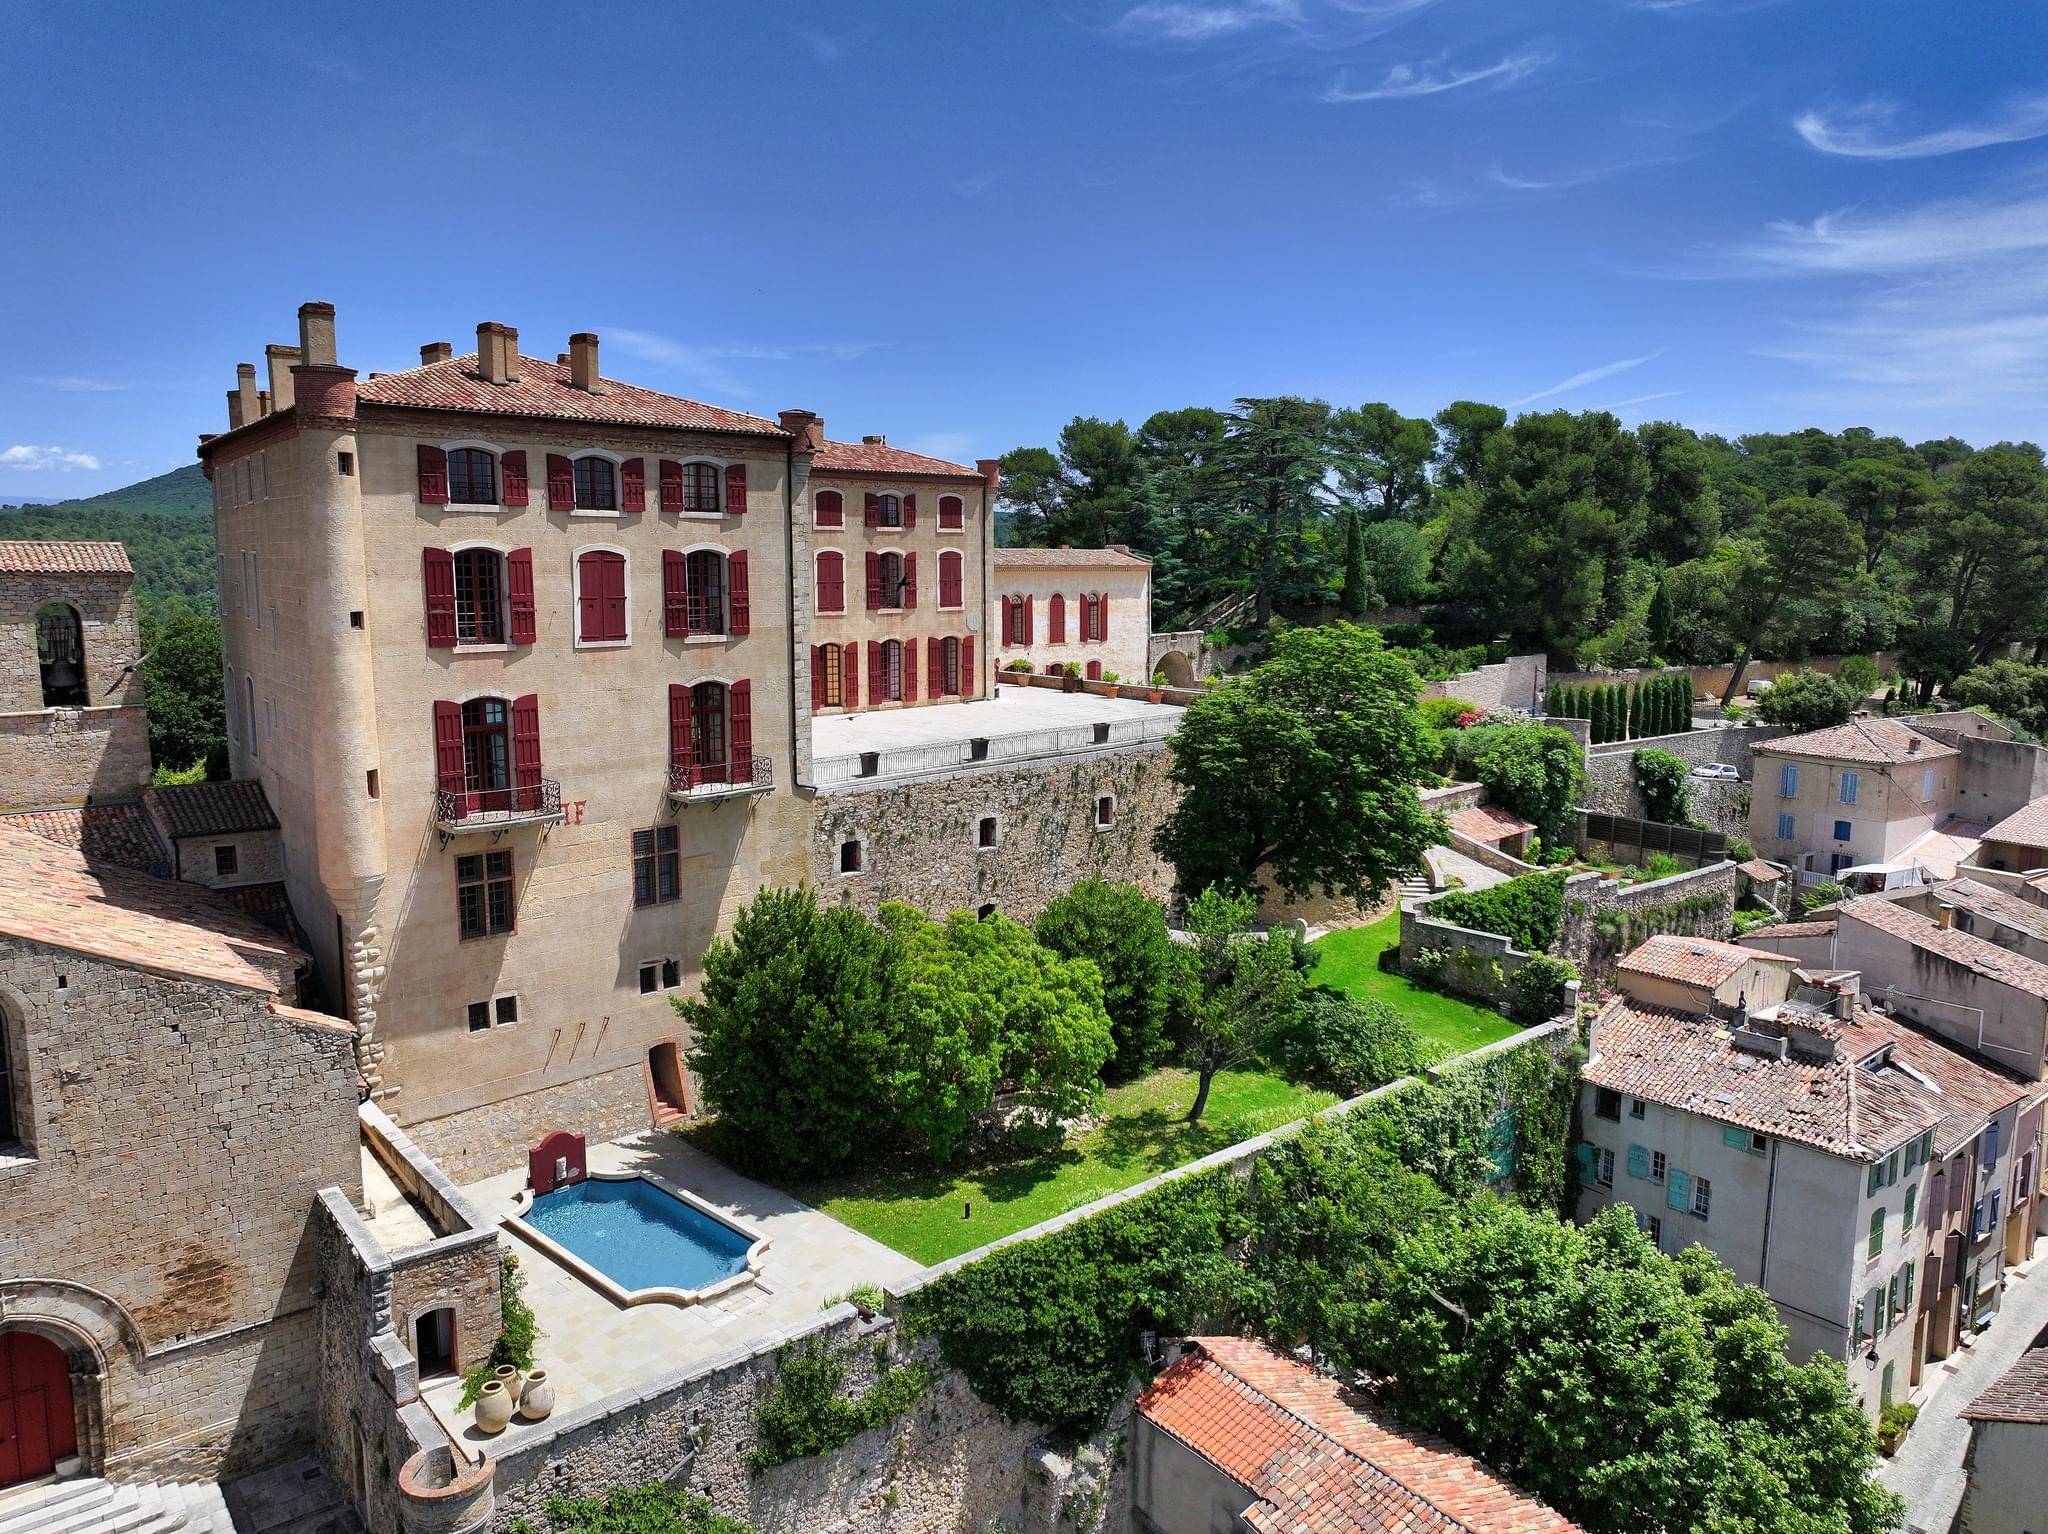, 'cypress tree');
1594,686,1612,744
1626,681,1641,740
1545,683,1563,716
1647,580,1673,658
1338,507,1371,618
